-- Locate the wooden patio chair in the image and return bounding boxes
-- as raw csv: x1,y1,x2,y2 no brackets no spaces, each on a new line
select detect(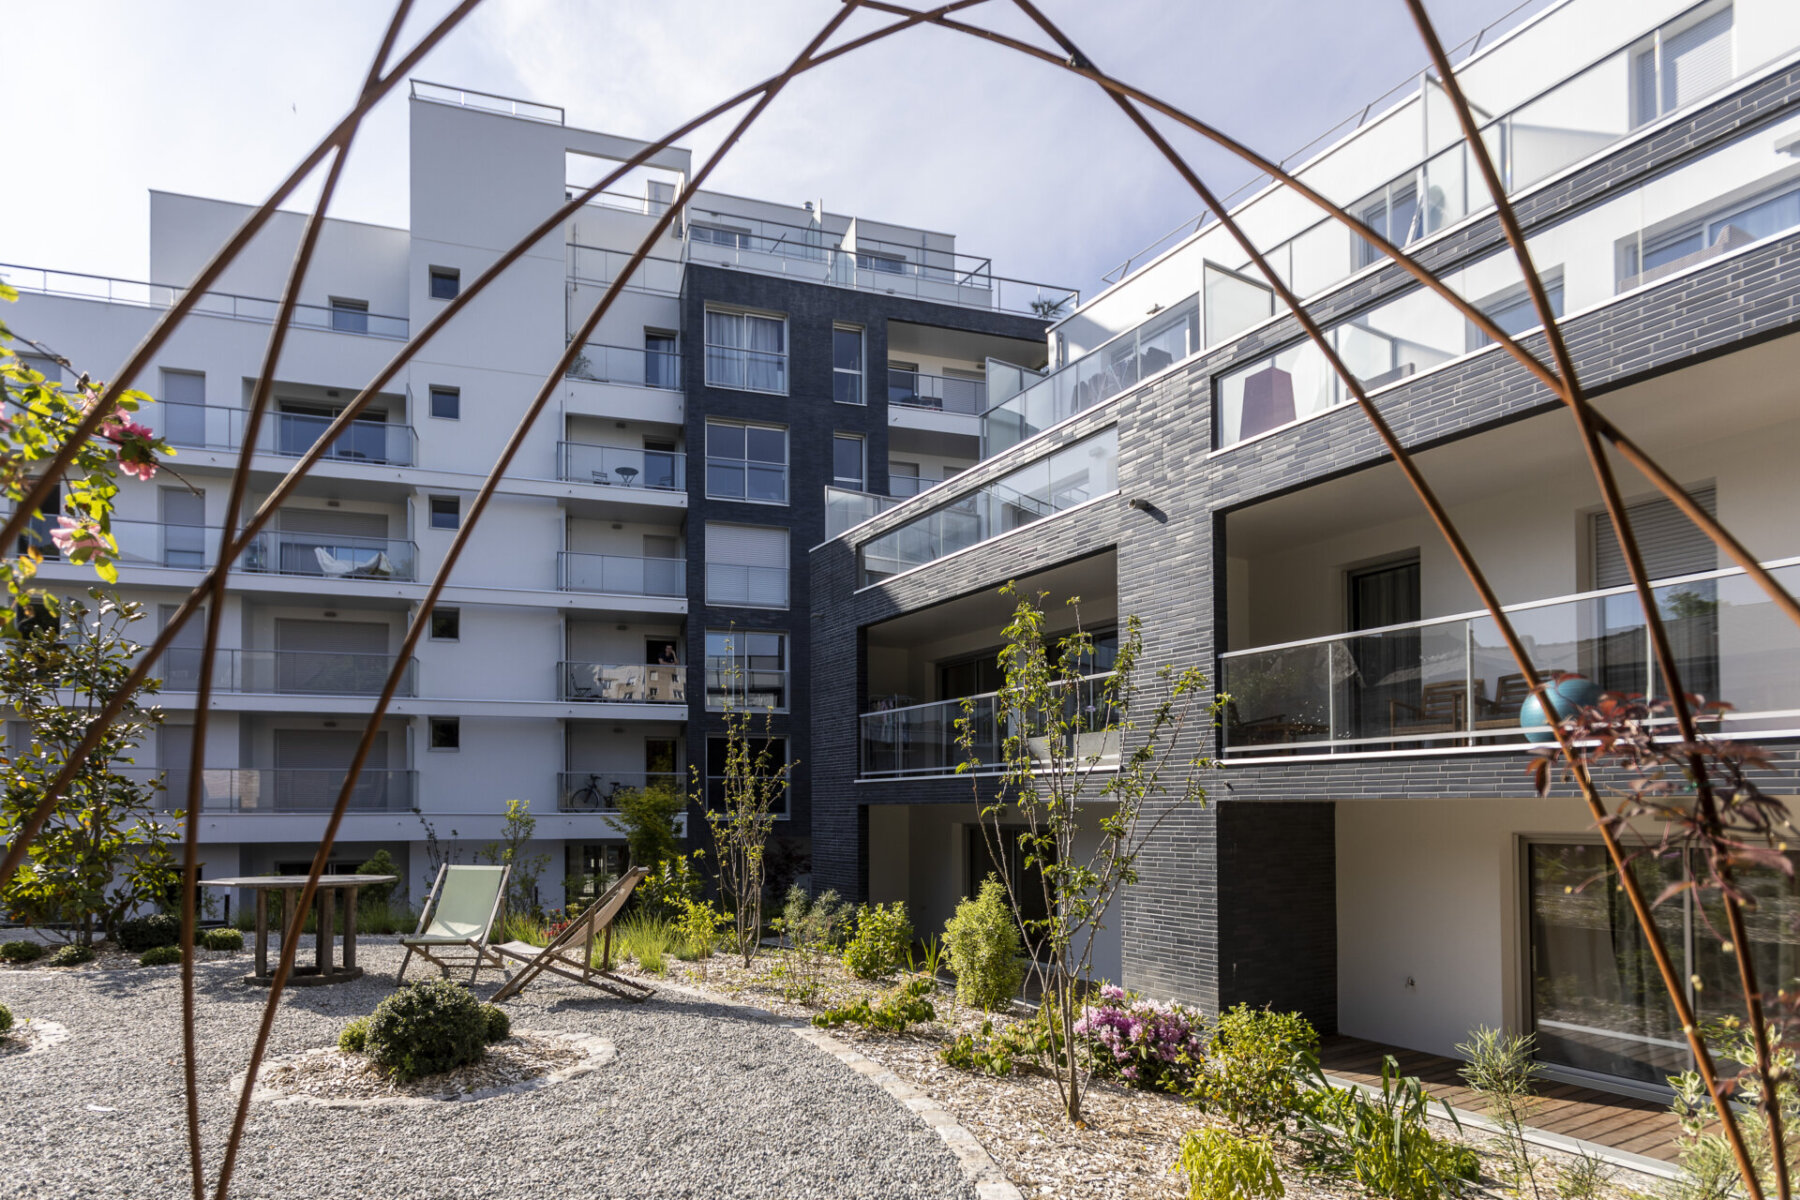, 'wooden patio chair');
1475,673,1533,729
1389,680,1471,743
397,863,511,984
490,866,653,1004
